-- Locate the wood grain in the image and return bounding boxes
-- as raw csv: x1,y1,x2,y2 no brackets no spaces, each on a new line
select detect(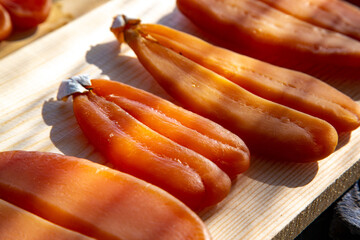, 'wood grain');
0,1,359,239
